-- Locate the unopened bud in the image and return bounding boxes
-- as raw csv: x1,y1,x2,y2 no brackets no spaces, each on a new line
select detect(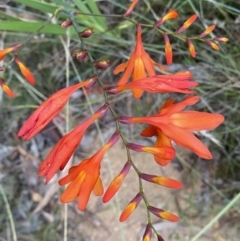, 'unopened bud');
79,28,94,38
94,59,110,69
73,50,88,60
60,19,72,29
